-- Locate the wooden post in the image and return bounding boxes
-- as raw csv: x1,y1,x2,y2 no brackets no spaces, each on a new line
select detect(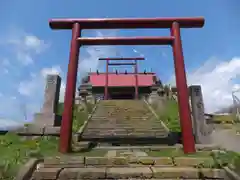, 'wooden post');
171,22,196,153
59,23,81,153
